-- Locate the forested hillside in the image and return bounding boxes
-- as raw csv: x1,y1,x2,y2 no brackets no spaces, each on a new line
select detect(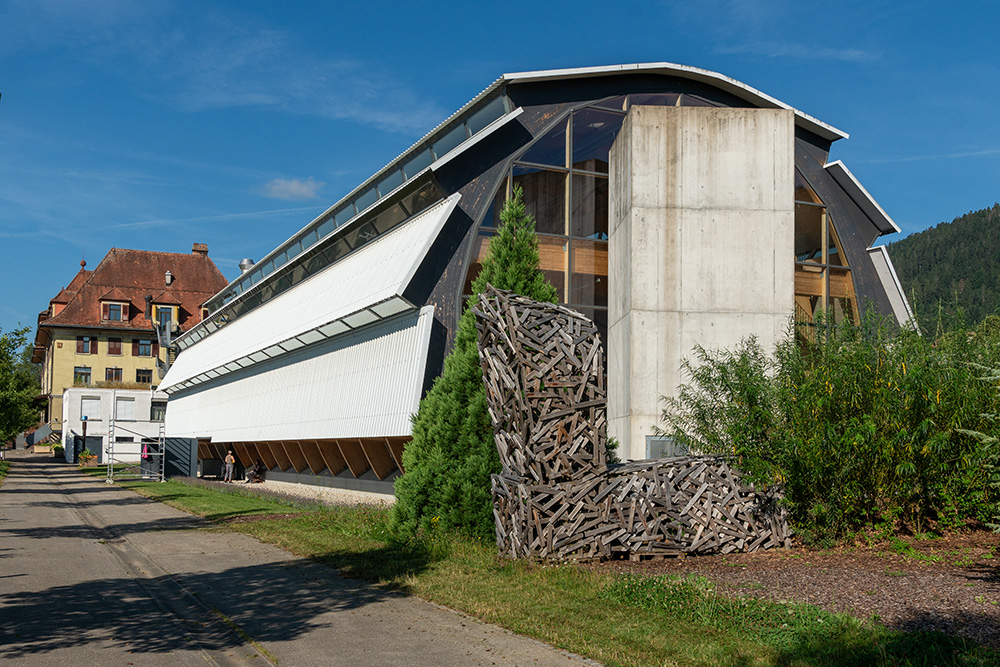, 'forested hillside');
888,203,1000,333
